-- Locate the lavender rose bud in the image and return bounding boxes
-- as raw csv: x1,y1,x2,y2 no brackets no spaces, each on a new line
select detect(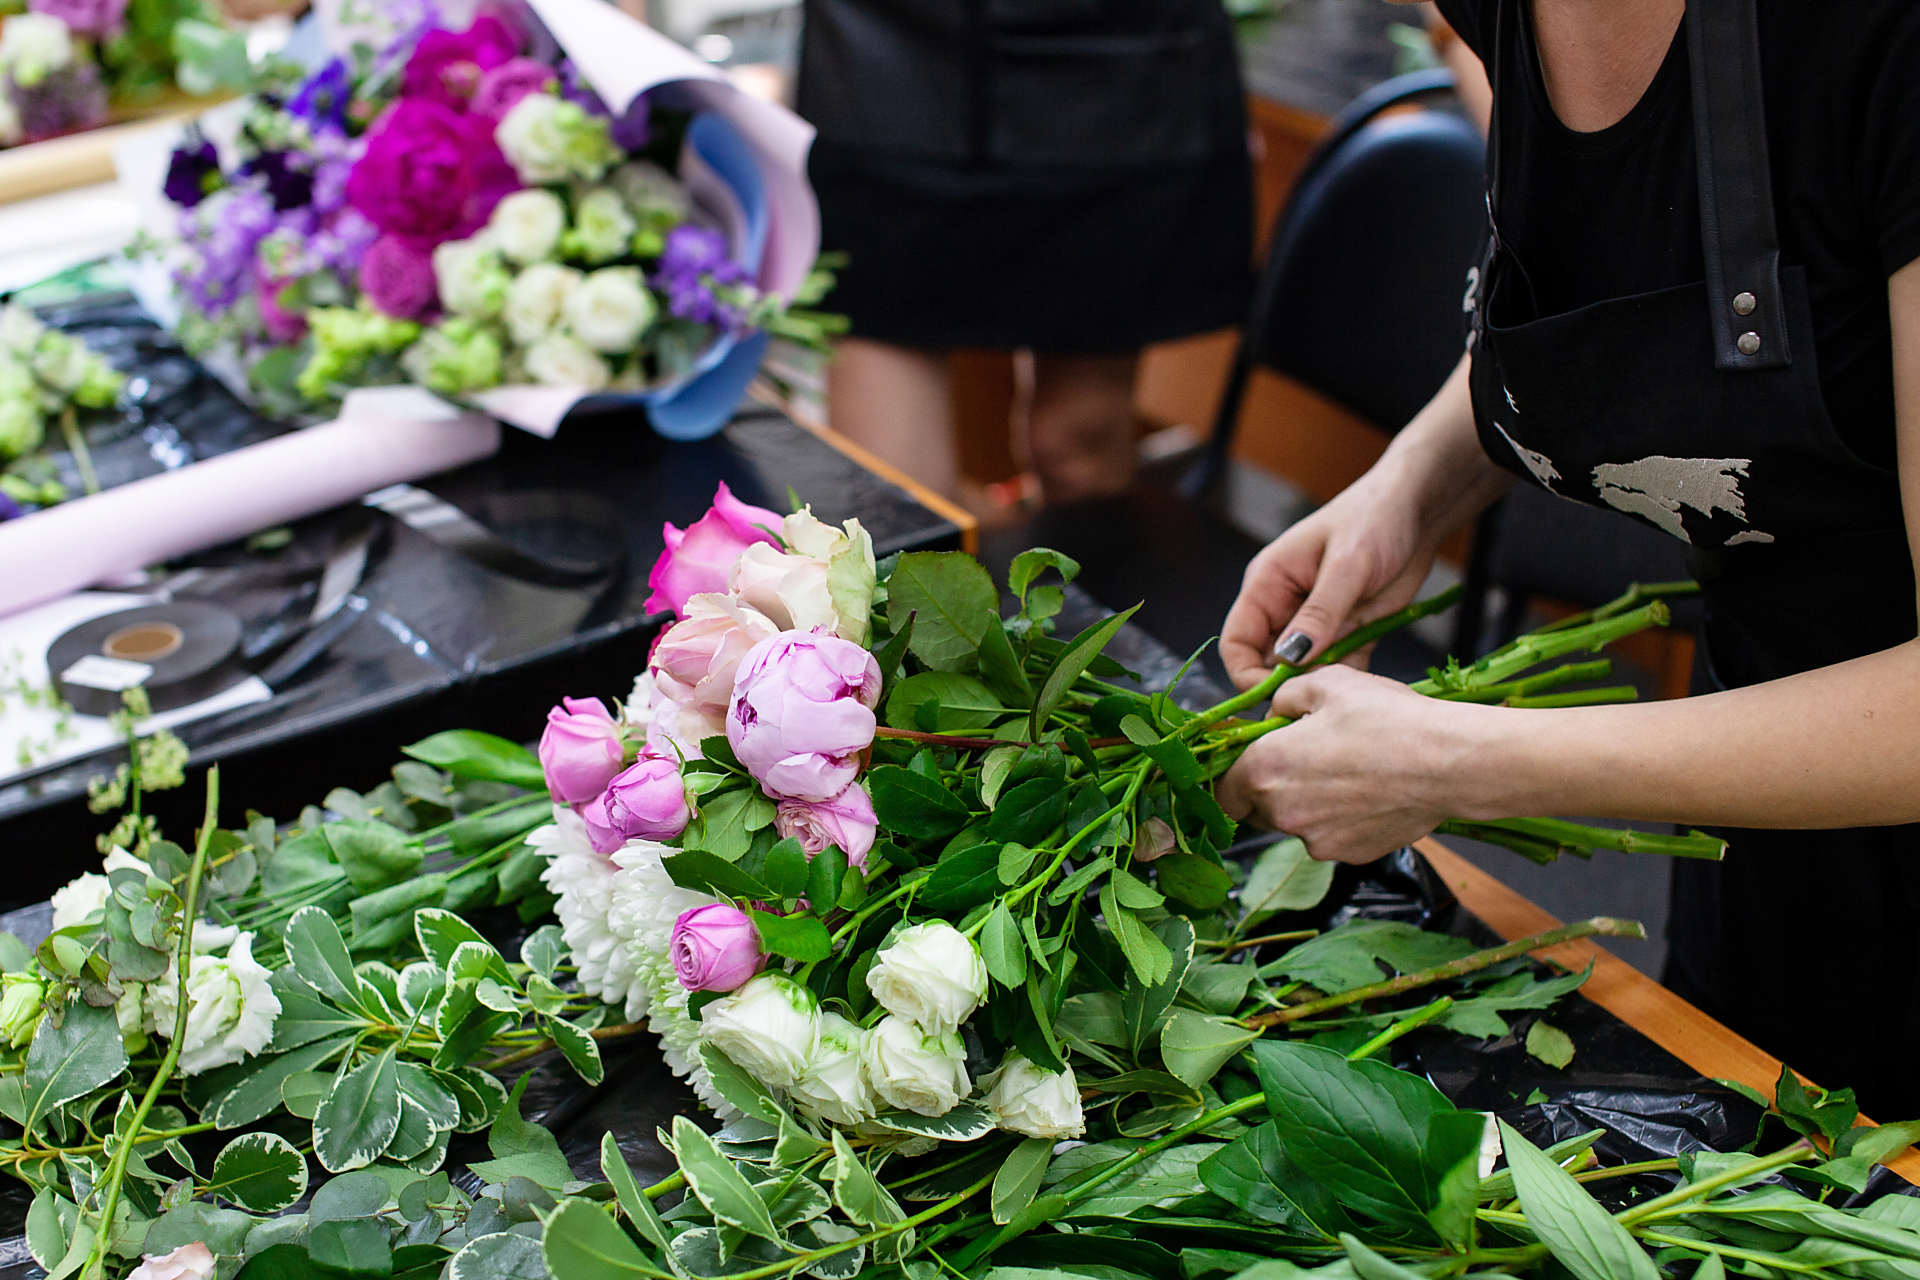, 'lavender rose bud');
775,784,877,867
580,753,689,851
727,631,882,803
538,696,626,805
670,903,765,993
